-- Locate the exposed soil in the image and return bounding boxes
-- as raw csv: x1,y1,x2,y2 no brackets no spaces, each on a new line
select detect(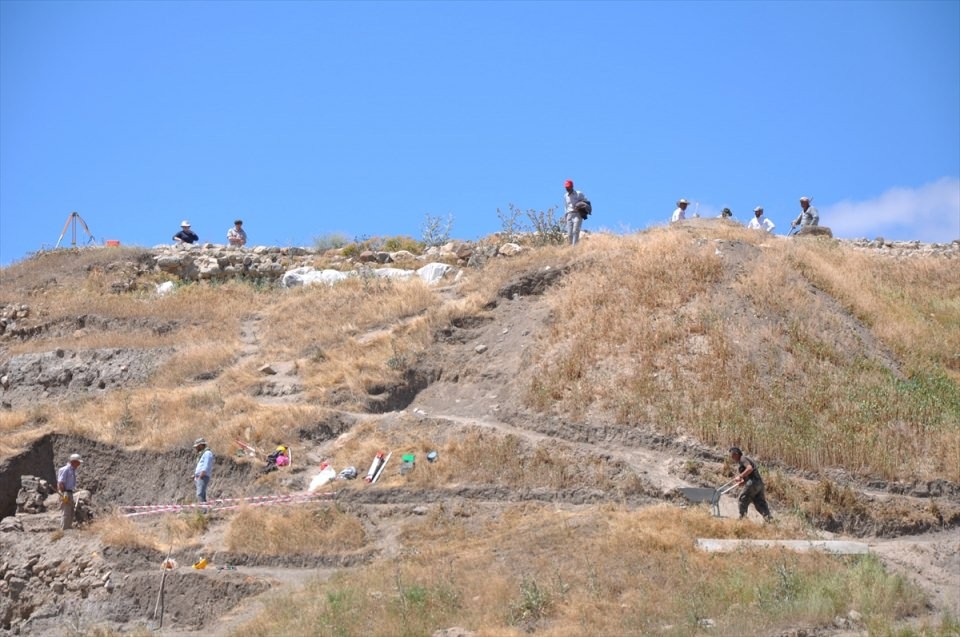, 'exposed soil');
0,246,958,635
